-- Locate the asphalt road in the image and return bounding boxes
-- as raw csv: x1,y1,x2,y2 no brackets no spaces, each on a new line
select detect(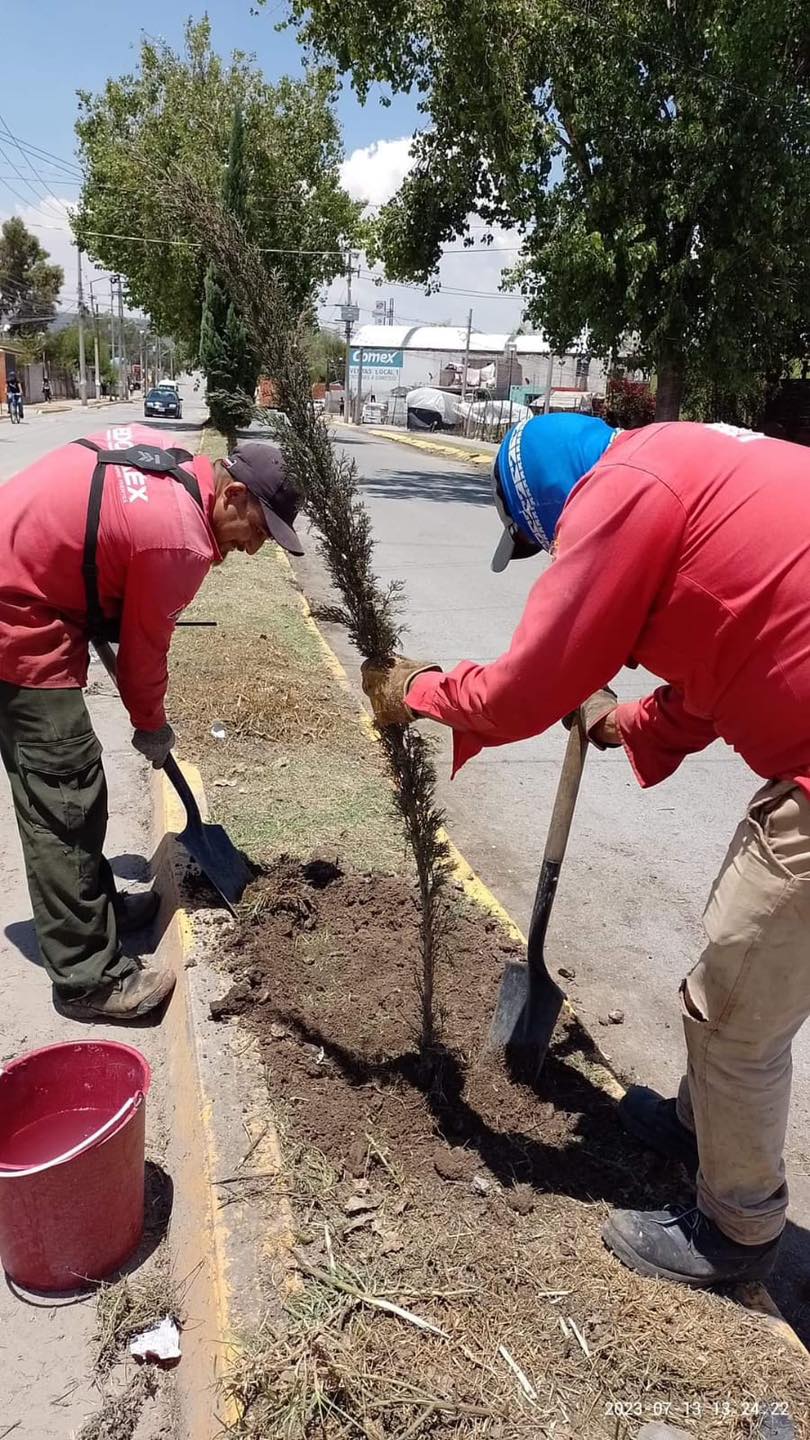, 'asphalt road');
300,423,810,1332
0,385,208,482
